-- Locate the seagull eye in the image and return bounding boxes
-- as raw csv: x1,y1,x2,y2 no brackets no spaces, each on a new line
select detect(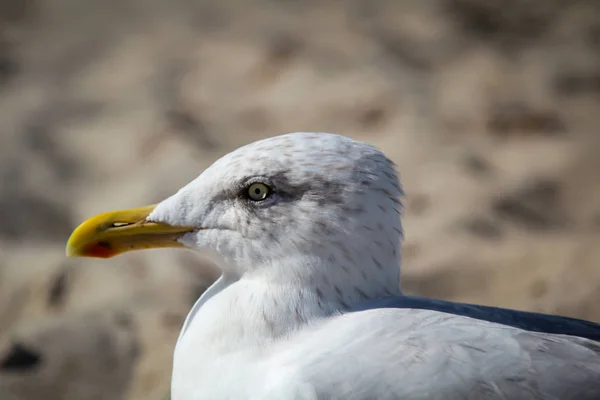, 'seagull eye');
247,183,271,201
